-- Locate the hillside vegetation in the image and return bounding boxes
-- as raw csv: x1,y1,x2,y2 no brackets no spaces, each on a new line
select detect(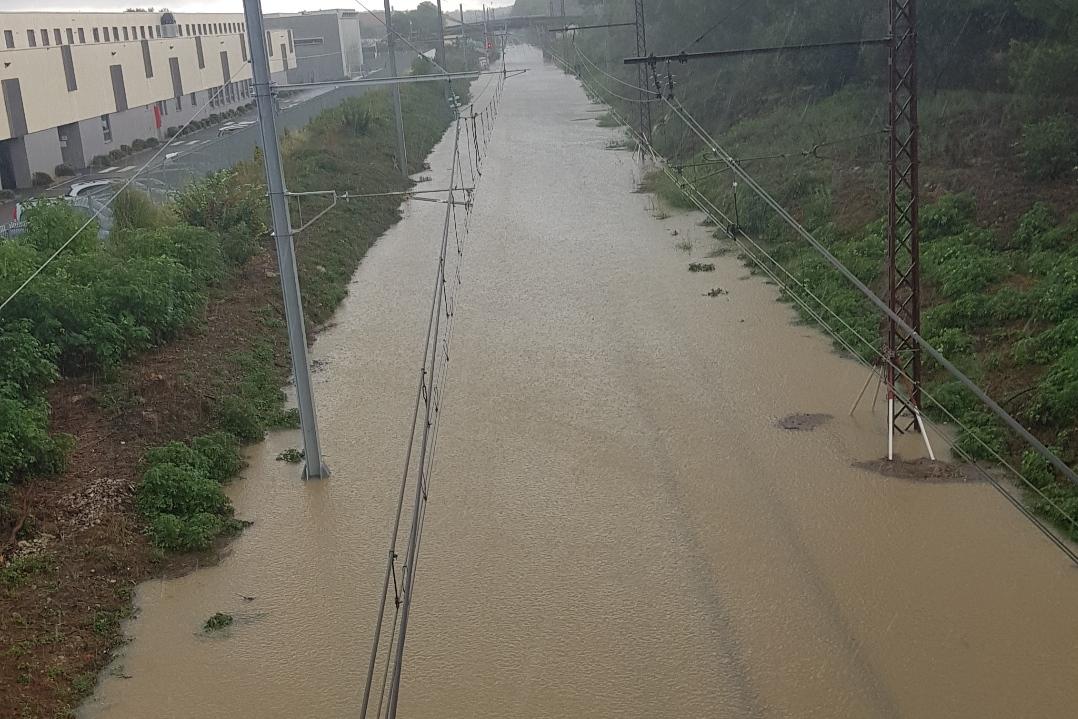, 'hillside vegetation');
559,1,1078,536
